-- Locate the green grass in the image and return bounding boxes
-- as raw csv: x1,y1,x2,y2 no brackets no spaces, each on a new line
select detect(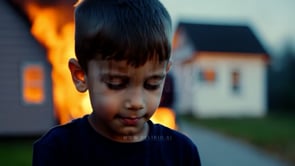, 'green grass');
181,113,295,164
0,138,35,166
